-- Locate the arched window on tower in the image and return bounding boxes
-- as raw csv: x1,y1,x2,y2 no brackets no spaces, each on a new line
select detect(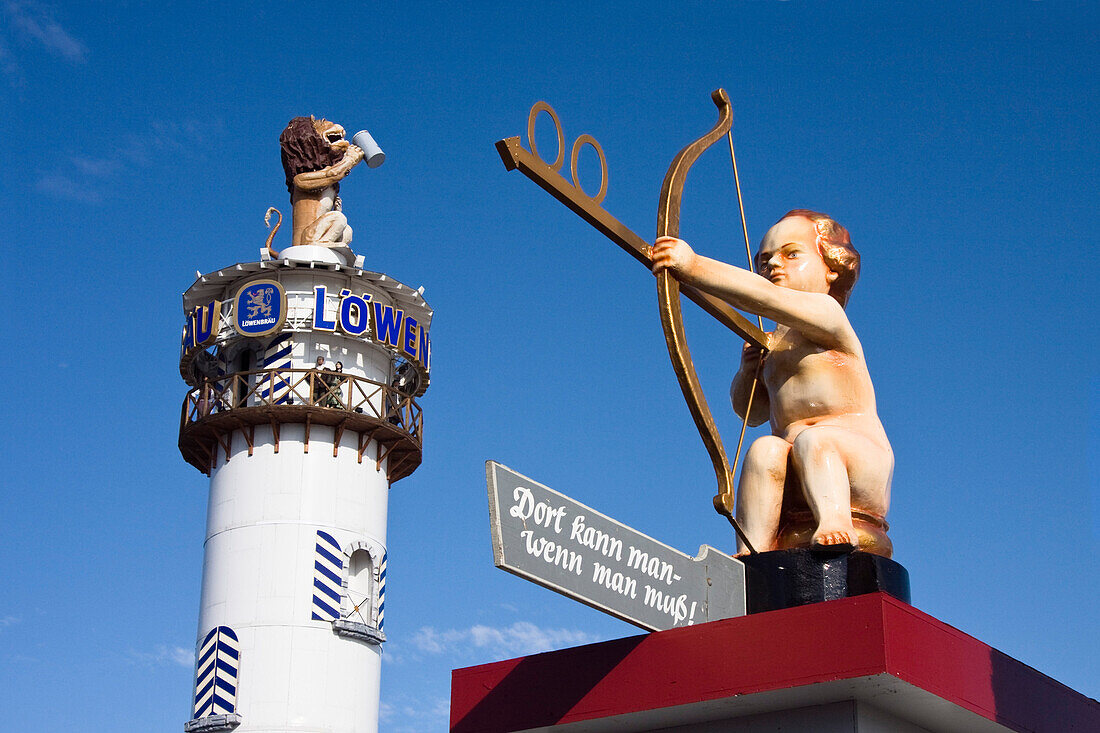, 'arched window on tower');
345,549,374,625
333,545,385,645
